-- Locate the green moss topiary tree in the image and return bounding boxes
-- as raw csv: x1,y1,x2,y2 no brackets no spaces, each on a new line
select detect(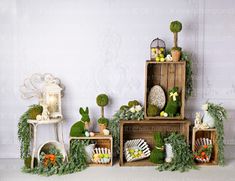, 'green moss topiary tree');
96,94,109,118
170,20,182,49
170,20,183,61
